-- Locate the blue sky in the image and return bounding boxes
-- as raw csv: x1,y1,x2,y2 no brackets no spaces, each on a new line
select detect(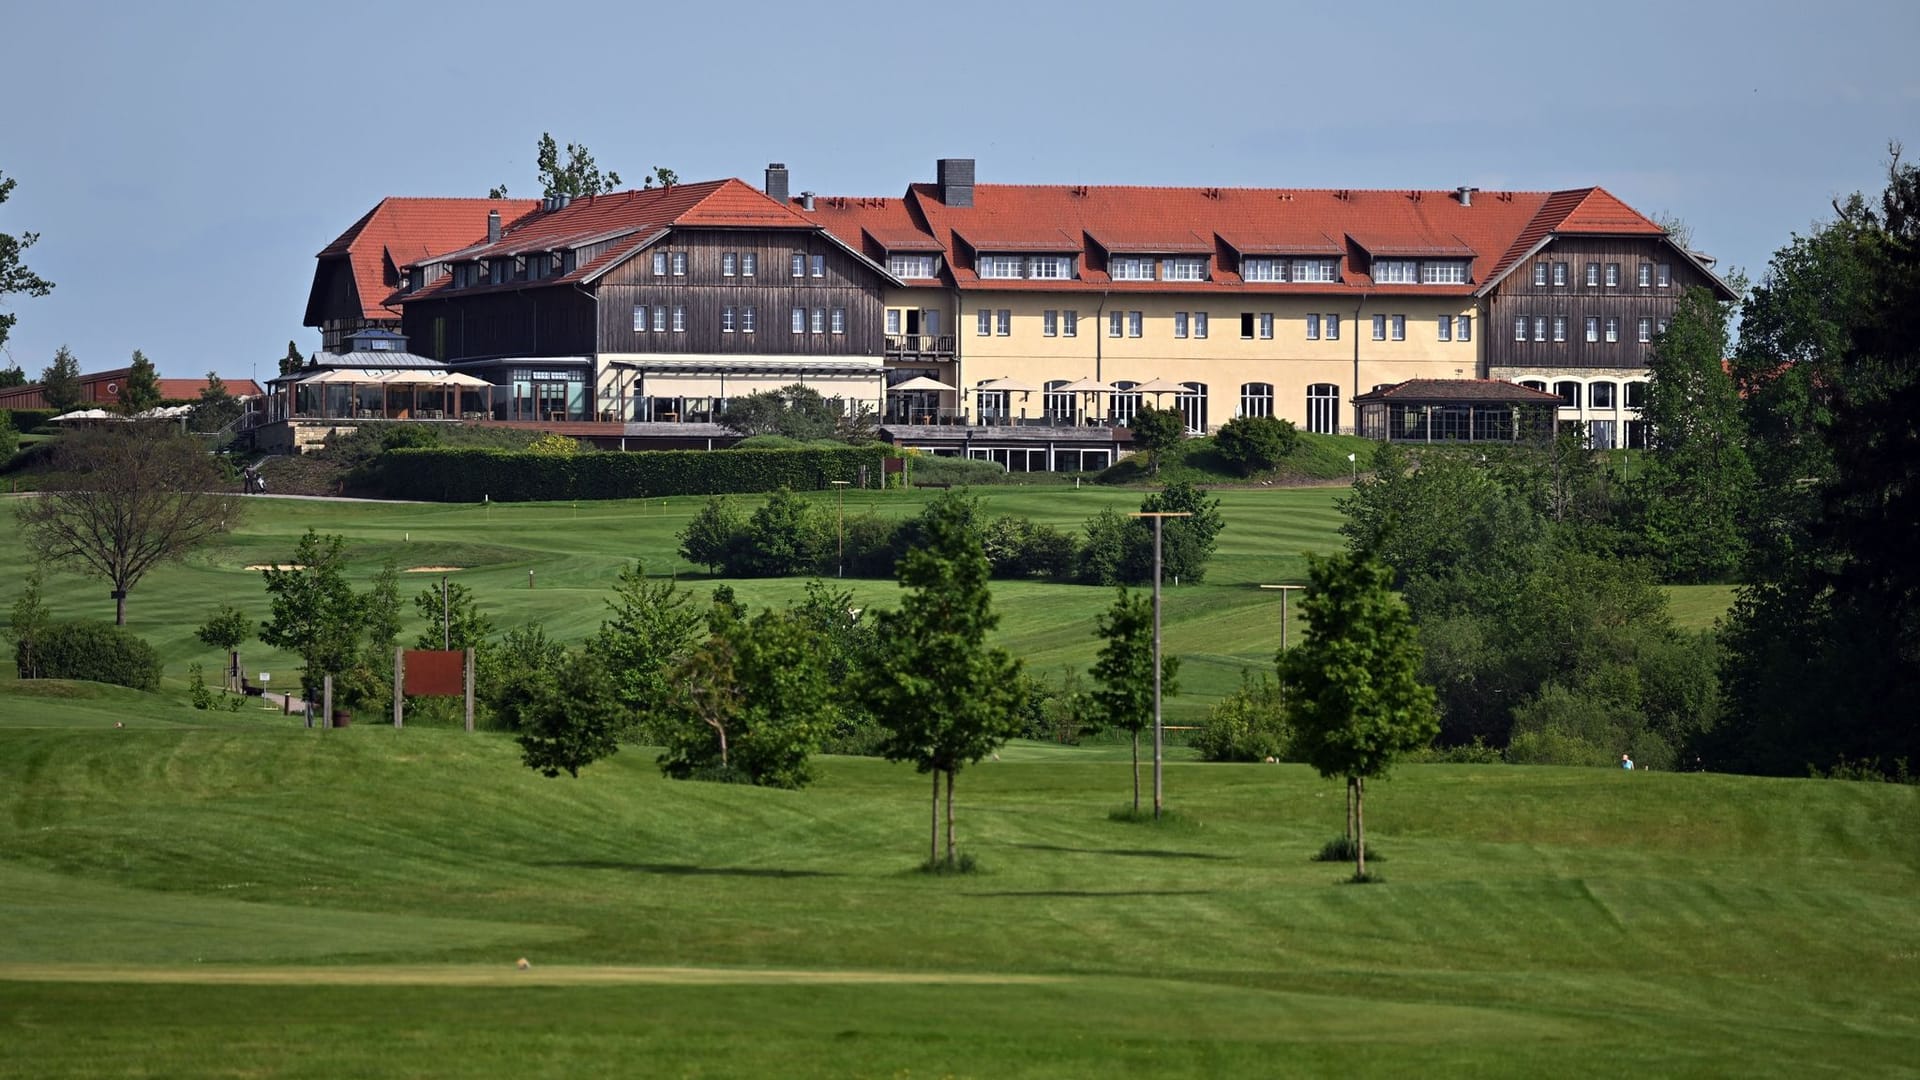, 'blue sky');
3,0,1915,380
